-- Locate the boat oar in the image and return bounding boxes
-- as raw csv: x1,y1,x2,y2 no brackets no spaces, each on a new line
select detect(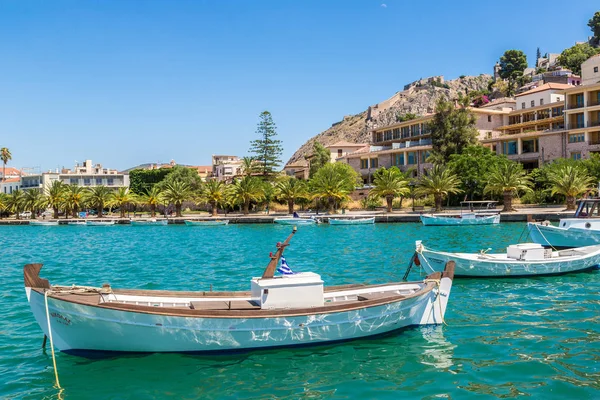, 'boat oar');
402,252,421,281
